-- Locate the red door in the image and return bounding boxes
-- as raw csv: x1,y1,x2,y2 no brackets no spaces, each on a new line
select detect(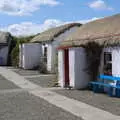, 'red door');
64,49,69,86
